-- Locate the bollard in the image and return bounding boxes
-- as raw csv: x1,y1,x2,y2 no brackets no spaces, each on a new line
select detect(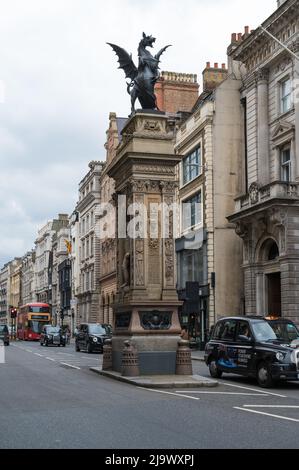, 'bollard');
175,339,193,375
102,339,113,371
121,340,140,377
